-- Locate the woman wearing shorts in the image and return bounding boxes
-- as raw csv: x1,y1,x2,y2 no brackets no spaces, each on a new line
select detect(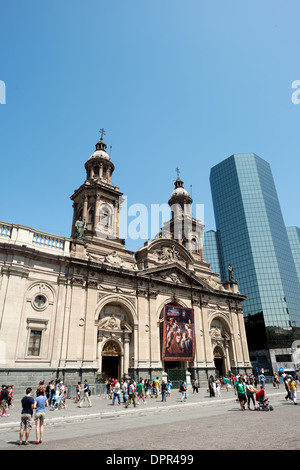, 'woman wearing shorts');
34,388,48,444
236,377,247,411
